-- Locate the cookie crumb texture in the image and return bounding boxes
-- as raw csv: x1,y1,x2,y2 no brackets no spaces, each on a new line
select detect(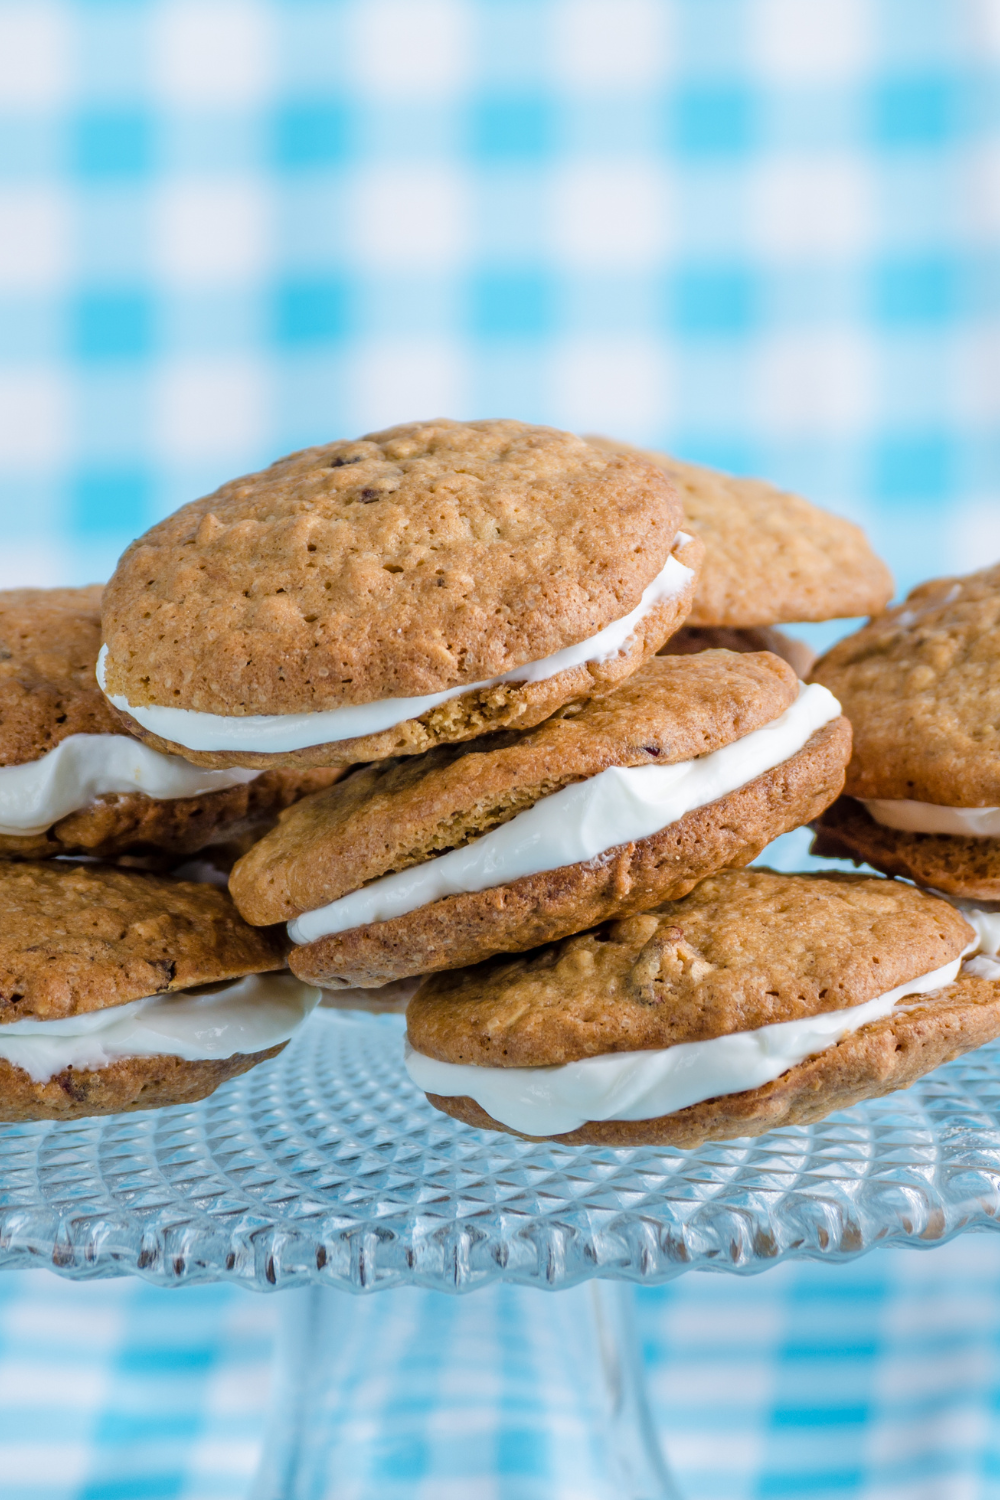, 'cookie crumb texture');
289,717,851,988
0,768,340,863
586,438,893,627
0,1045,285,1122
406,867,971,1067
0,586,120,767
813,797,1000,900
811,563,1000,805
0,862,285,1022
231,650,801,926
102,420,684,720
429,973,1000,1145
